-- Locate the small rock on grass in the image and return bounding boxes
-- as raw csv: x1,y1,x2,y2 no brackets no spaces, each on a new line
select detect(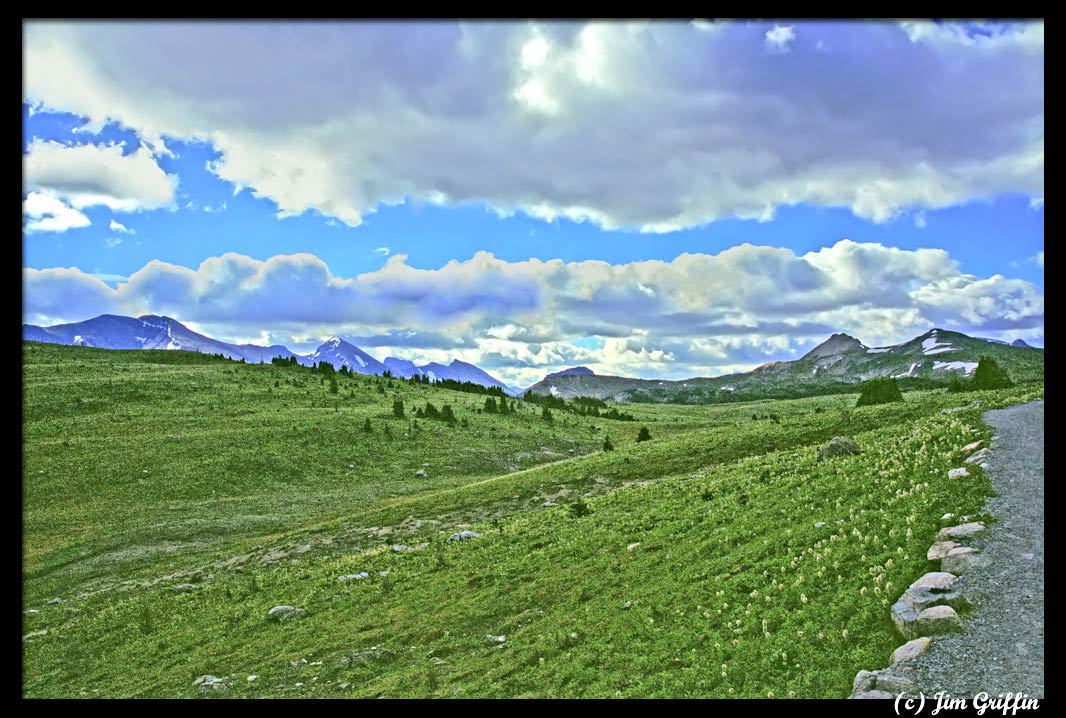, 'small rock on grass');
947,467,969,479
267,605,308,622
927,540,960,561
193,675,227,691
448,530,480,542
942,547,981,575
937,523,987,542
